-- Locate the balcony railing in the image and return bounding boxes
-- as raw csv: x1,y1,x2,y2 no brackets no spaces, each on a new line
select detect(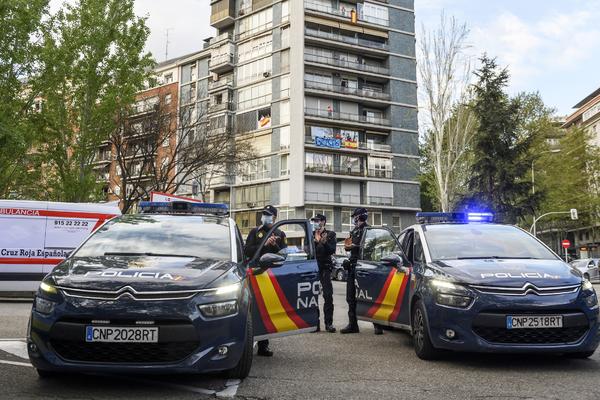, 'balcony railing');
236,21,273,41
305,107,390,126
241,170,271,182
209,77,234,92
367,142,392,152
304,1,389,27
305,135,368,150
208,101,235,113
367,168,392,179
232,199,270,209
209,54,235,69
304,80,390,100
305,28,389,51
304,53,389,75
305,191,394,206
305,163,364,177
209,32,233,46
